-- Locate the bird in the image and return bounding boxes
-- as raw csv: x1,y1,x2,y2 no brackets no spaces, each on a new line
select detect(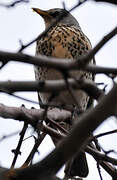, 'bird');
32,7,95,178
